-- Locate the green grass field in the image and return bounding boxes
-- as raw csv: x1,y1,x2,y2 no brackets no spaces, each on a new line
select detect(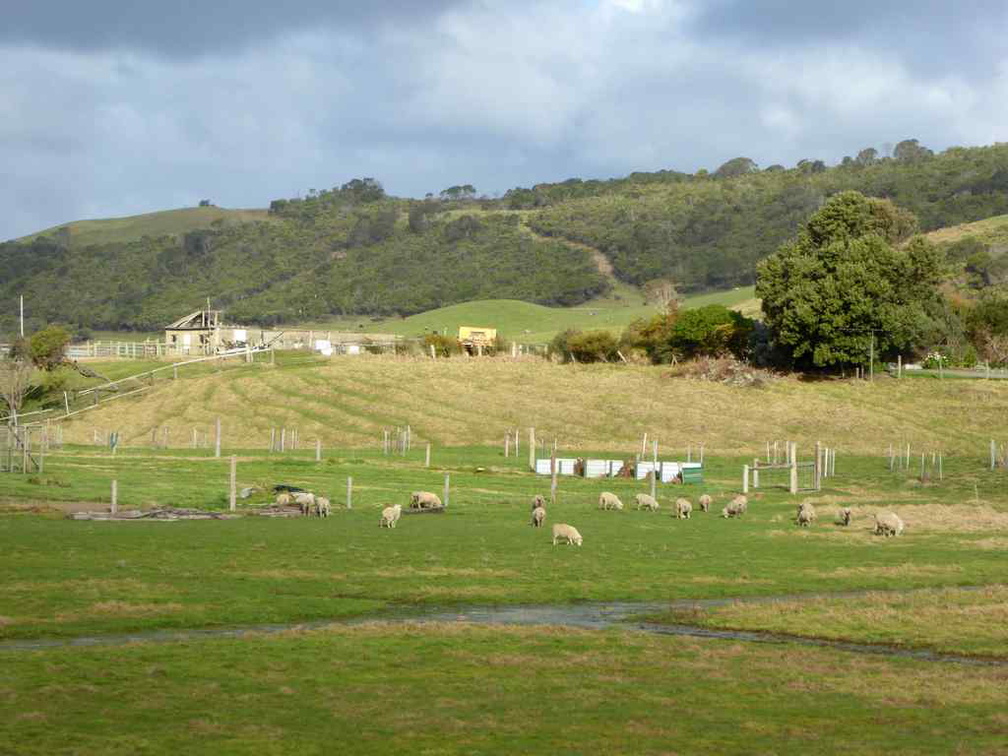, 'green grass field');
925,212,1008,249
286,285,758,343
17,206,272,247
3,357,1007,753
